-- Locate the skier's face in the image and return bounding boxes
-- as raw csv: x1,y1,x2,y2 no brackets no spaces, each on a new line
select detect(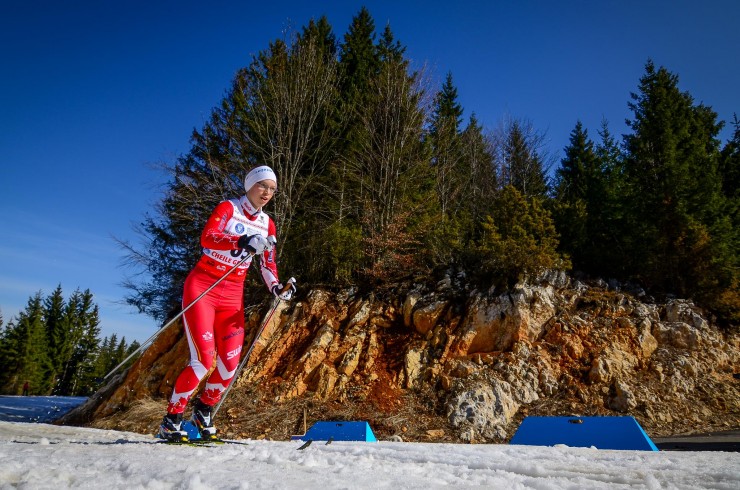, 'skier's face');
247,179,277,209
